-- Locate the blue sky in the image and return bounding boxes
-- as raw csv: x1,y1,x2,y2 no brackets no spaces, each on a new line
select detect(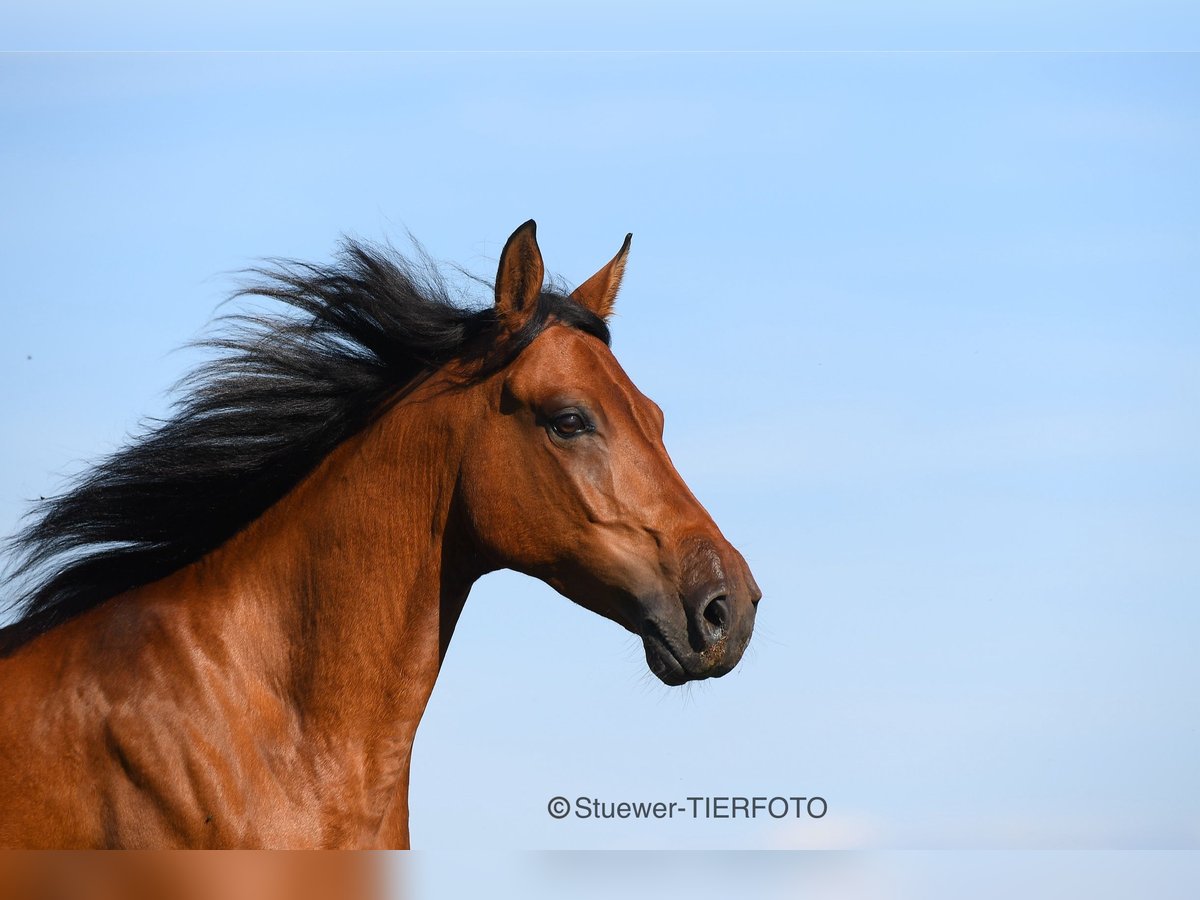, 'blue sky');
3,2,1200,50
1,46,1198,894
